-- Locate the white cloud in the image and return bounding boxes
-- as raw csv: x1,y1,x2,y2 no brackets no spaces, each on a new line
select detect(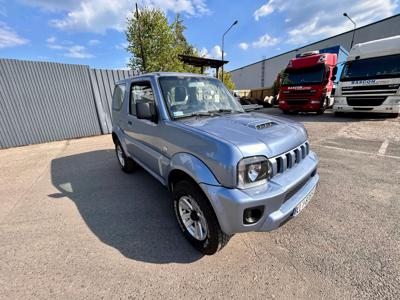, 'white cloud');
254,0,398,46
0,6,6,17
21,0,210,33
46,36,56,43
199,47,209,57
115,42,129,50
199,45,225,59
211,45,223,58
19,0,82,11
46,37,94,58
252,34,279,48
65,45,94,58
254,0,276,21
0,23,29,48
239,42,249,50
88,39,100,46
